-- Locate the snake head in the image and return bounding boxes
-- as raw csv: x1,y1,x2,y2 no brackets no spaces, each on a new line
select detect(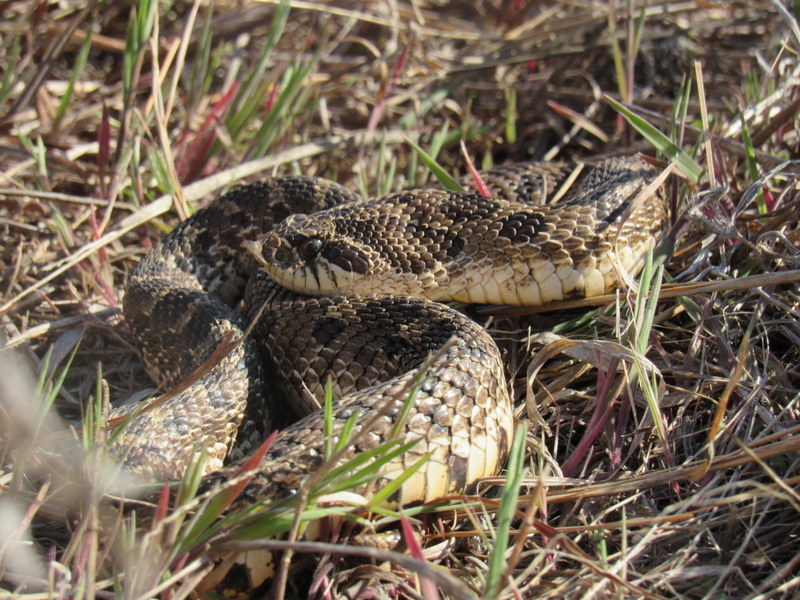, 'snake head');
247,213,377,296
248,198,452,300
